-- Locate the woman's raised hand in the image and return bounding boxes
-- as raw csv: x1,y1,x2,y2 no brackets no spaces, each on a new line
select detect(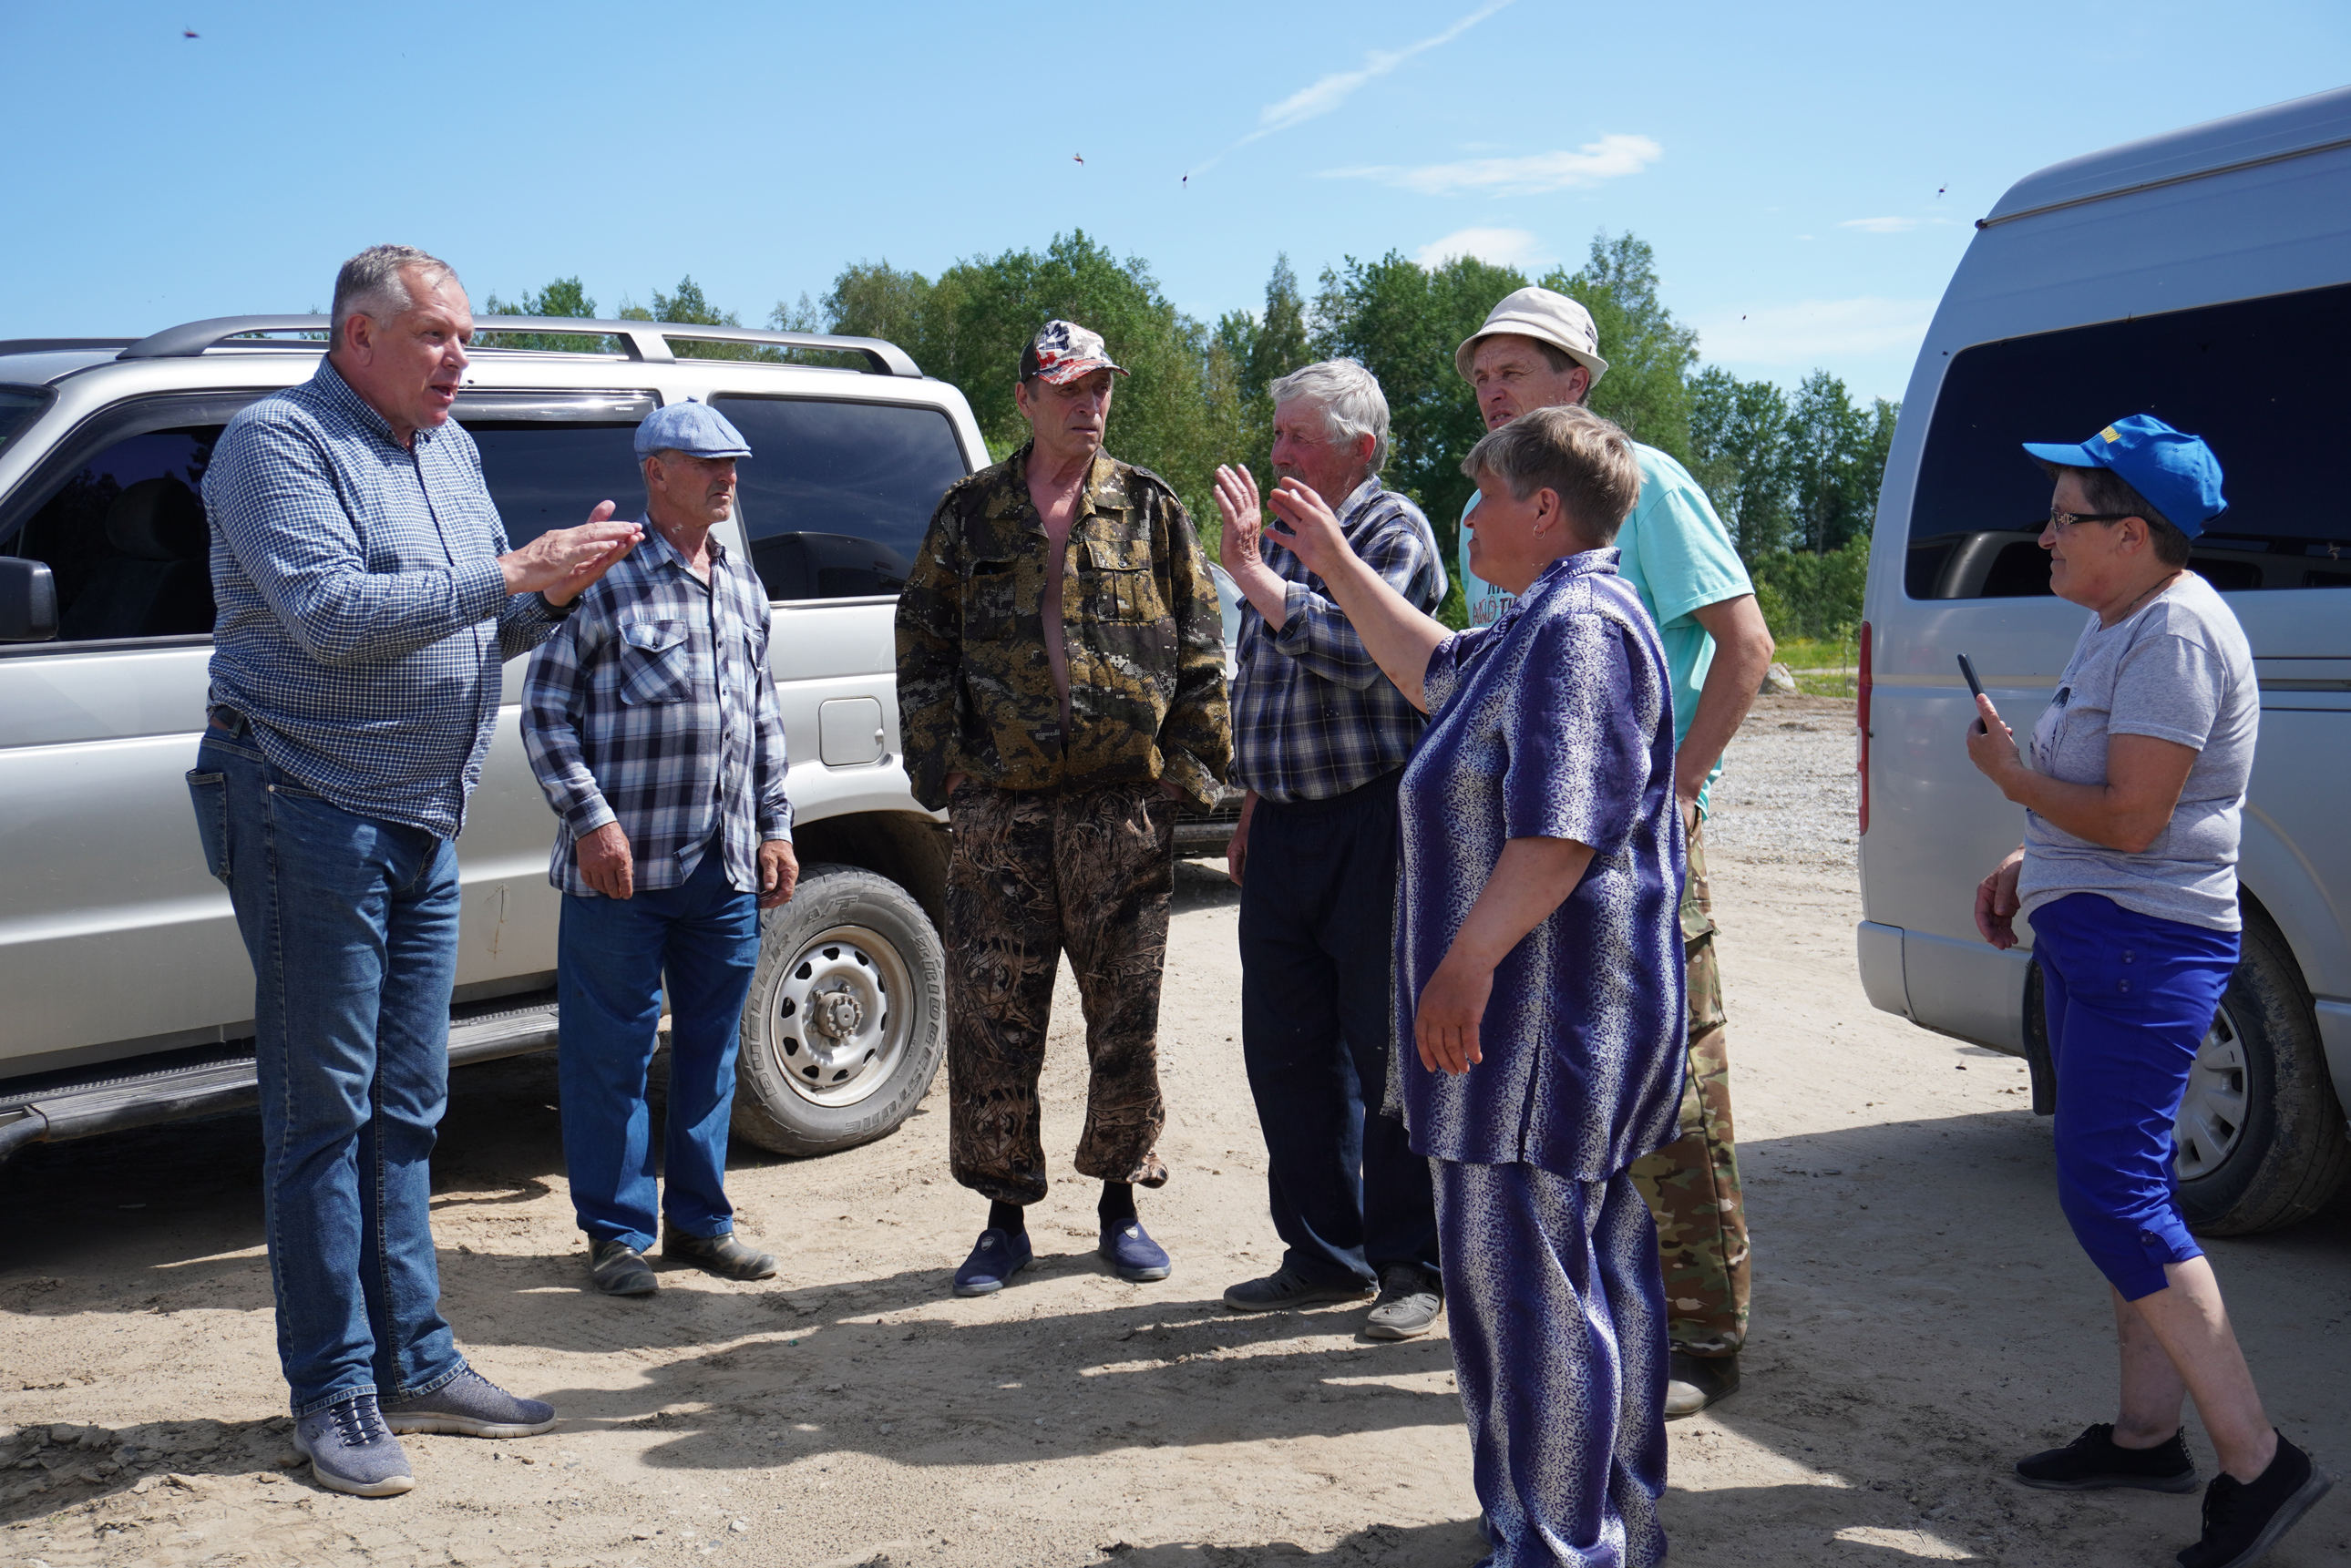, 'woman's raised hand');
1263,477,1350,579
